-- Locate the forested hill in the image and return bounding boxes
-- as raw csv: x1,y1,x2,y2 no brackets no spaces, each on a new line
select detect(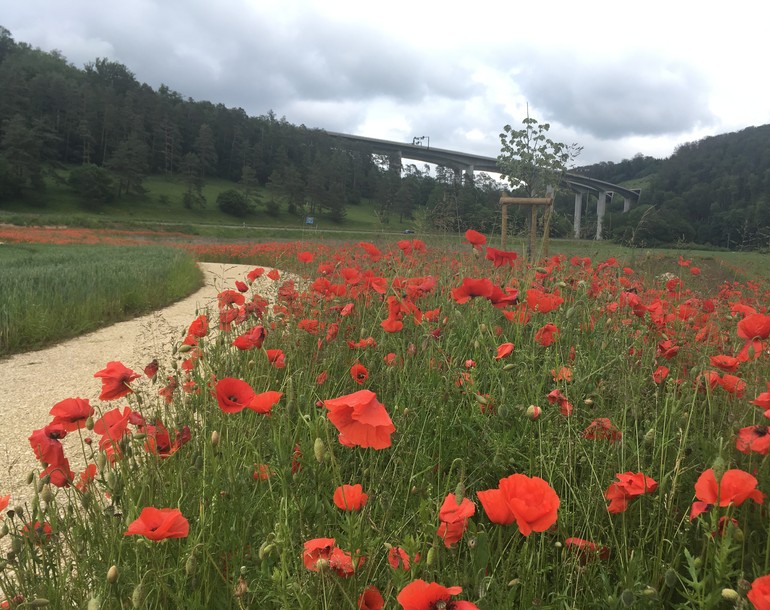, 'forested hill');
2,24,770,249
578,125,770,249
